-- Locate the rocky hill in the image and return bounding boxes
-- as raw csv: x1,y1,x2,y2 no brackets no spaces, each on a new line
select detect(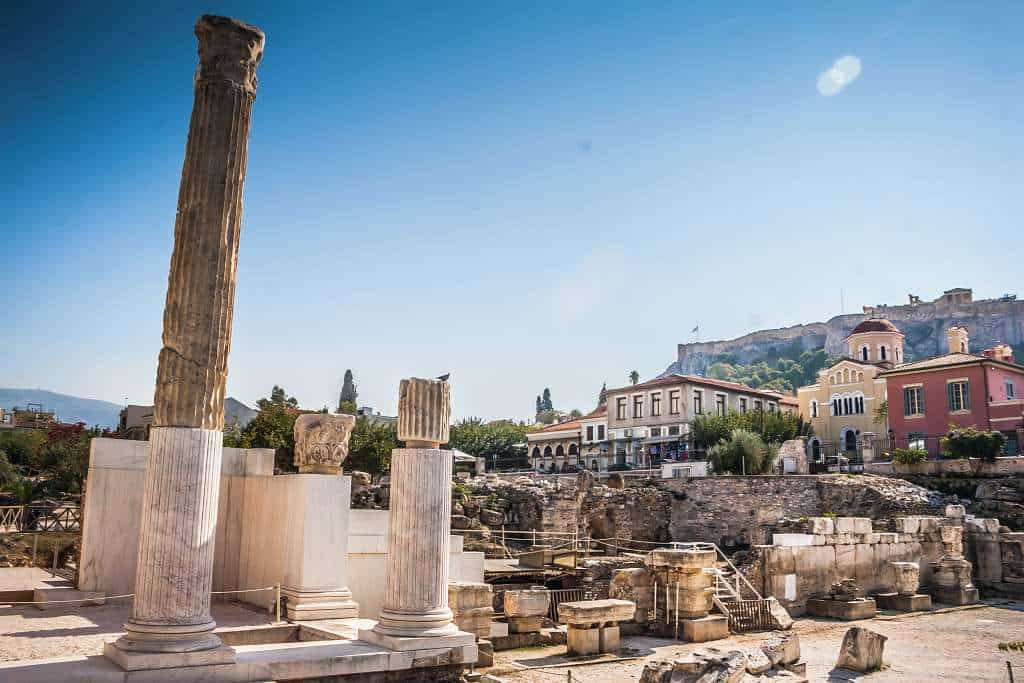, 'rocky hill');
667,288,1023,376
